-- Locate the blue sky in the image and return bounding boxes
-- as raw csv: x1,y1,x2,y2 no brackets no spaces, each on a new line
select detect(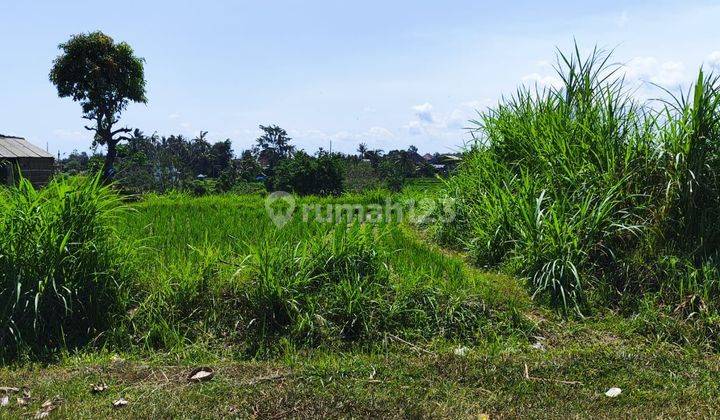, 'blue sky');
1,0,720,158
